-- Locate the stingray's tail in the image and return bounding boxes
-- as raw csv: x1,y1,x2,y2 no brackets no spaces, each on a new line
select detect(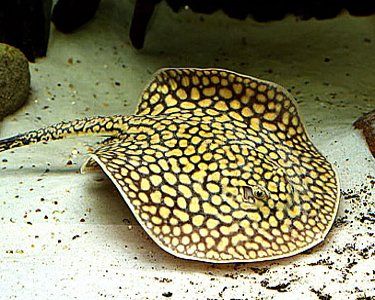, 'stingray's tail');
0,115,127,153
